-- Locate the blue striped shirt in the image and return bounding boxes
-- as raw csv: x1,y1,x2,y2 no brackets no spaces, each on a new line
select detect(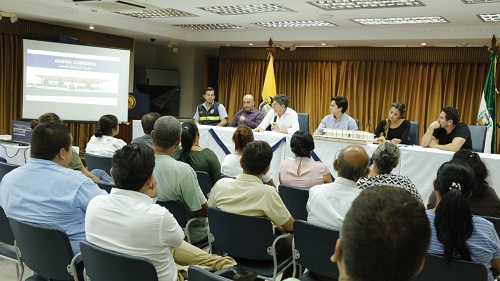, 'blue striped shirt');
427,210,500,281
